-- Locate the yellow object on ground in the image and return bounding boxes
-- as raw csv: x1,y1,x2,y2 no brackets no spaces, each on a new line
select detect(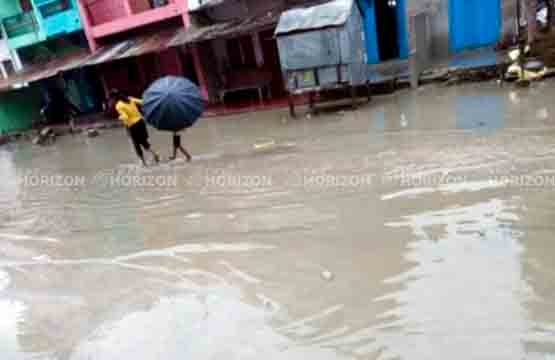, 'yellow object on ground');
253,140,276,150
506,64,547,81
